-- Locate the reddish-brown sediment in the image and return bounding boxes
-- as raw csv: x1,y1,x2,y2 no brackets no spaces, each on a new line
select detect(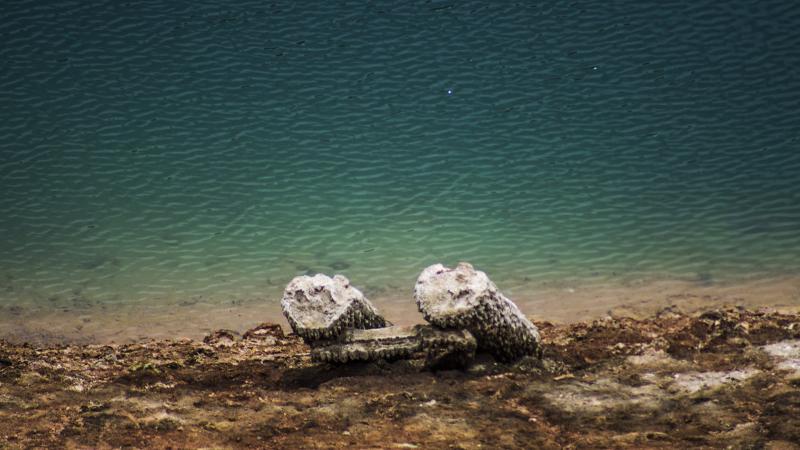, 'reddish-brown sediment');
1,307,800,449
